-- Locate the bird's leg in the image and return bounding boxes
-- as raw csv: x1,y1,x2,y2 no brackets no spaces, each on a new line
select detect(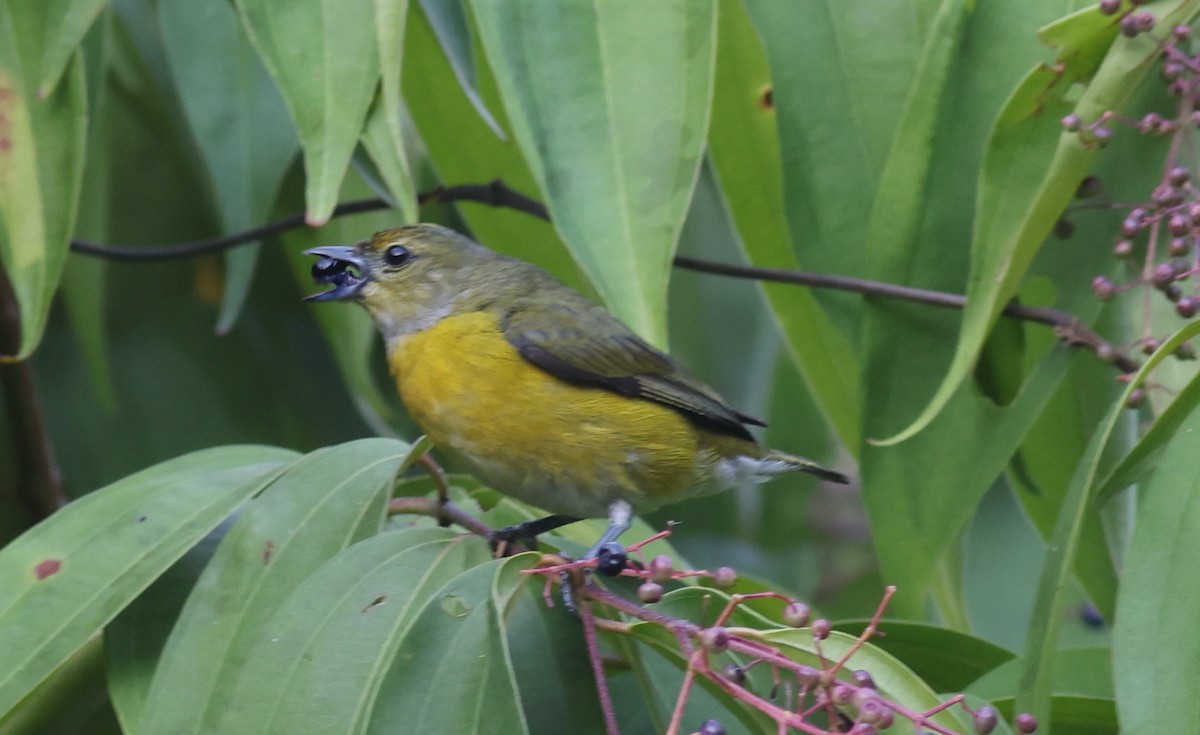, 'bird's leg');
490,514,580,553
585,500,633,560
